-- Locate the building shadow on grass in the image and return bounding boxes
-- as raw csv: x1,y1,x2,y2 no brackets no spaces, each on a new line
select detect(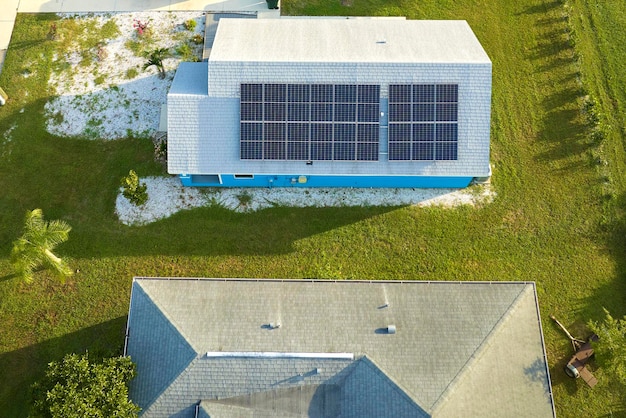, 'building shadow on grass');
0,316,127,418
69,204,403,258
0,94,410,259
